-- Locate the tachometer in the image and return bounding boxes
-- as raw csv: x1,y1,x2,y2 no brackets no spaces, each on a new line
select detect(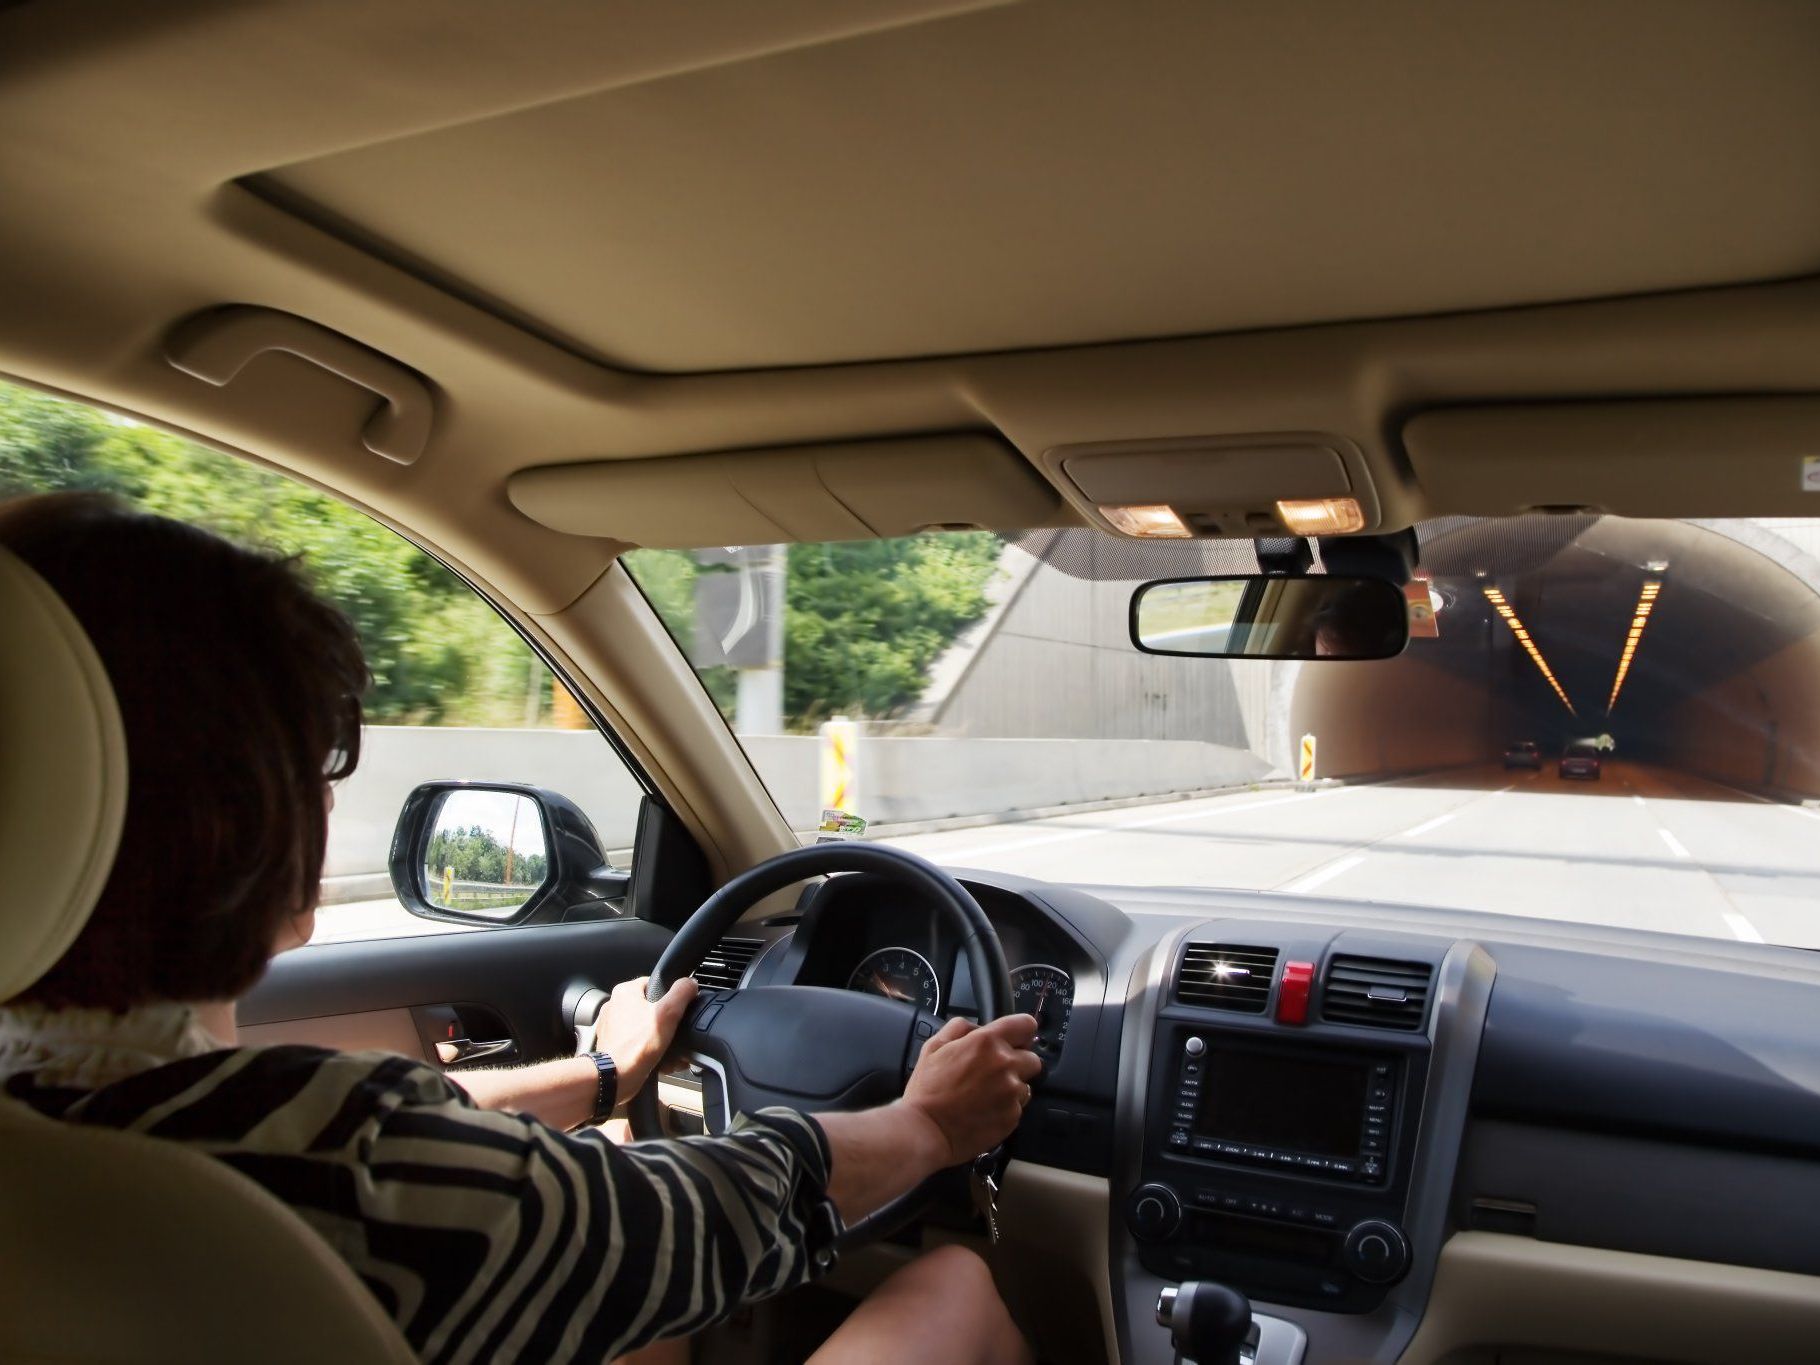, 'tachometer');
1010,964,1074,1056
847,947,941,1013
